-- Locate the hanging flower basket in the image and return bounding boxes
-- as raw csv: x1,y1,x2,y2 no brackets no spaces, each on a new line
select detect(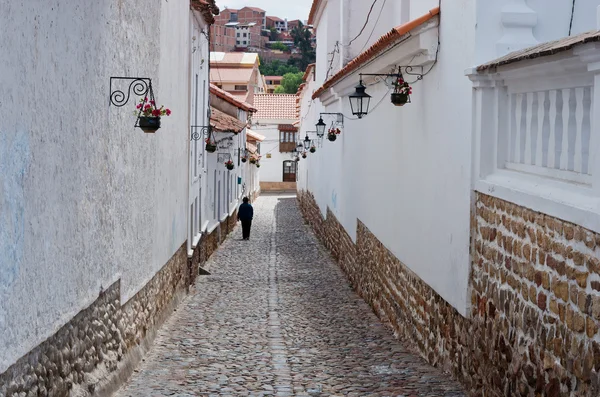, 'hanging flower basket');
391,93,410,106
302,152,307,159
135,97,171,133
205,138,217,153
225,160,234,170
327,127,340,142
249,158,257,164
391,77,412,106
256,163,261,168
241,156,248,163
309,146,316,153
